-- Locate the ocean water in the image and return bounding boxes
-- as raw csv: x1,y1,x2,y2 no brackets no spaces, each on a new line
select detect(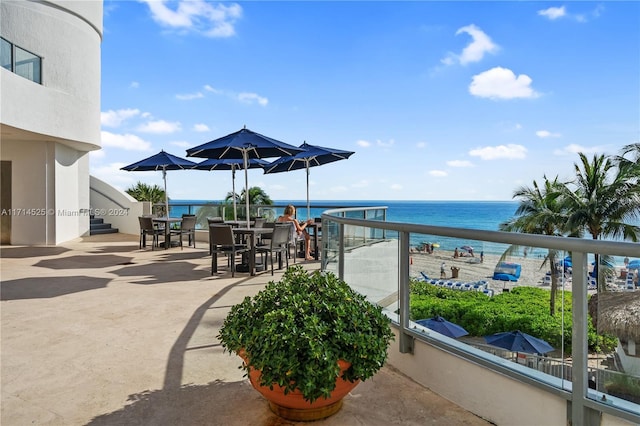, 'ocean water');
172,199,520,255
171,199,634,264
